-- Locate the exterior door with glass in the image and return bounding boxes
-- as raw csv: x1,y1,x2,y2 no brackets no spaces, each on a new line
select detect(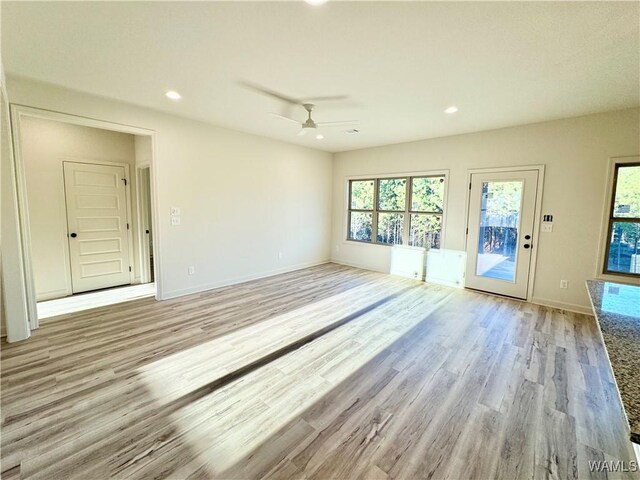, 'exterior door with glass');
465,170,539,299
